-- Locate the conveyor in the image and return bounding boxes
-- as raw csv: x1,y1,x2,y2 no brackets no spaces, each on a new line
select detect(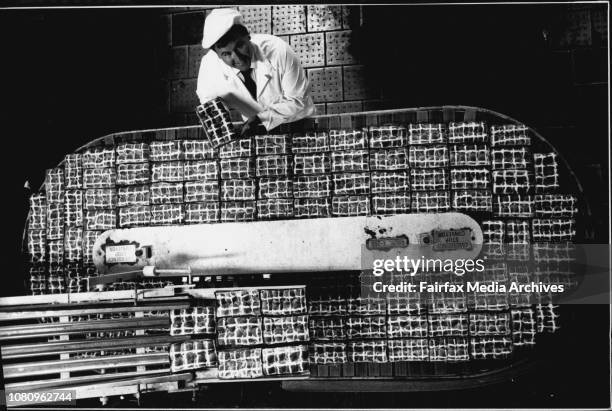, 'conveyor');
2,106,586,405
